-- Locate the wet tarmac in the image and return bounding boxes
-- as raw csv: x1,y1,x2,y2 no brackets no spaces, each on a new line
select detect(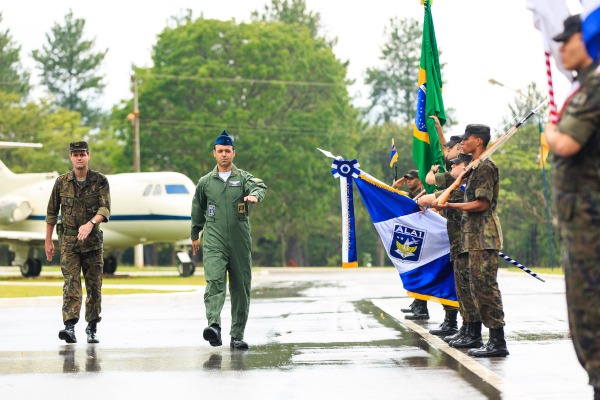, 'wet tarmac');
0,267,591,399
